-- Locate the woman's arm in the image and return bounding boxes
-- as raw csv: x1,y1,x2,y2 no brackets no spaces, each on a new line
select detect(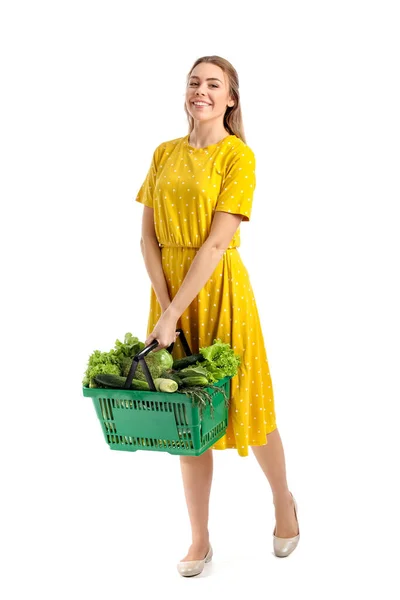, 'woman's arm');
140,238,171,313
166,211,243,320
140,206,171,313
